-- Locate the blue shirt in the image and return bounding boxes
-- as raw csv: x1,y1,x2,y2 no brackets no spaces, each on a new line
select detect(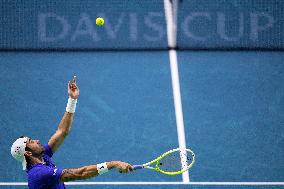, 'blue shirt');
26,144,65,189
